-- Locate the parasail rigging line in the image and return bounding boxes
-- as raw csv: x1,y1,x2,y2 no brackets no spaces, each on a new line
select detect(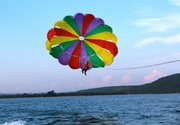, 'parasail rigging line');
103,59,180,70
